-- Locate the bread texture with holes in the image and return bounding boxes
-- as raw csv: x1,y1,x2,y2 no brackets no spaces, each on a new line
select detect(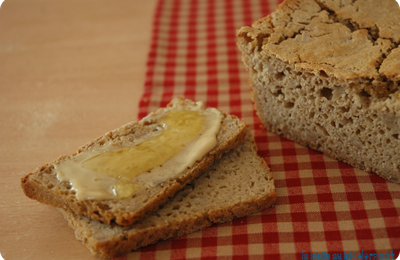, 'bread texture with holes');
21,98,247,226
237,0,400,183
58,129,276,258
